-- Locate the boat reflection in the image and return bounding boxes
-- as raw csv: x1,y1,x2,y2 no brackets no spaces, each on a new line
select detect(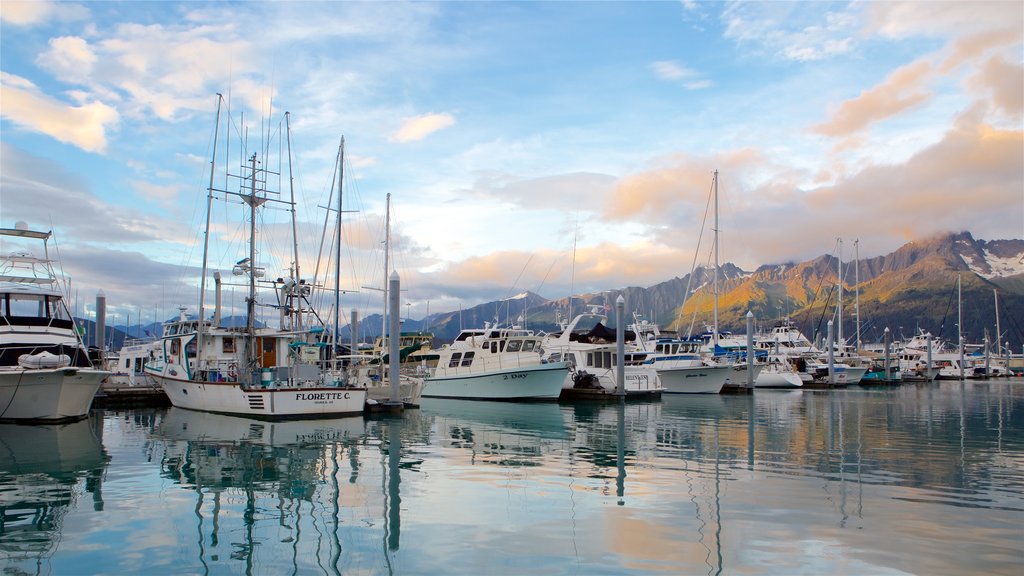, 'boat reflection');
0,418,109,570
150,408,421,574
